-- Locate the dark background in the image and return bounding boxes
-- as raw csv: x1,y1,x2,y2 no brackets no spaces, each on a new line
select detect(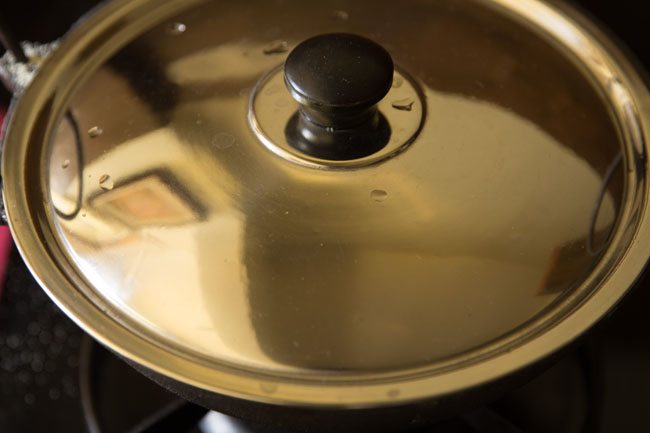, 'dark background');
1,1,650,433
